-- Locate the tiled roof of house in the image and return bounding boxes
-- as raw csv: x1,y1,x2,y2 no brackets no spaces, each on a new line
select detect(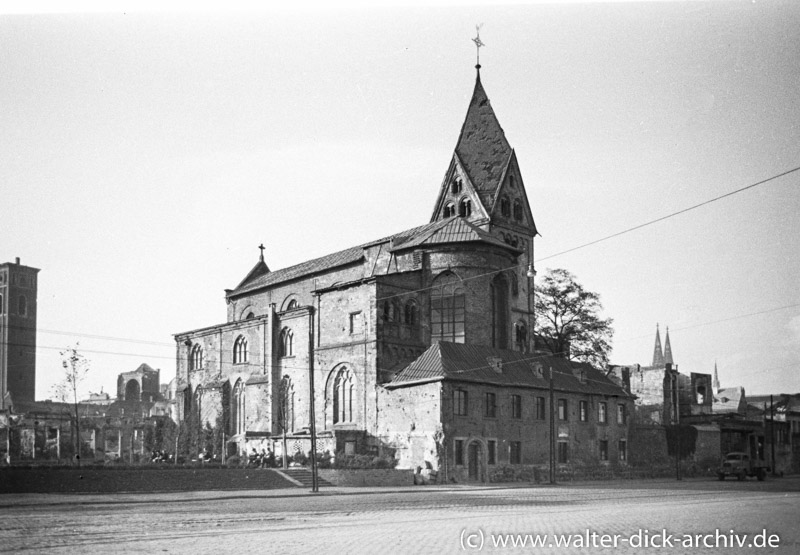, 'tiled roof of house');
713,386,745,414
454,73,513,213
388,341,631,397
